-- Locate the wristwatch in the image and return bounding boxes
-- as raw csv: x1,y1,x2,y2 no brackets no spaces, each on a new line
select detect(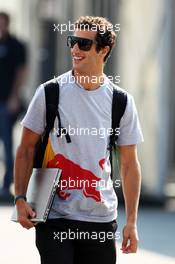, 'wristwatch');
14,195,27,205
